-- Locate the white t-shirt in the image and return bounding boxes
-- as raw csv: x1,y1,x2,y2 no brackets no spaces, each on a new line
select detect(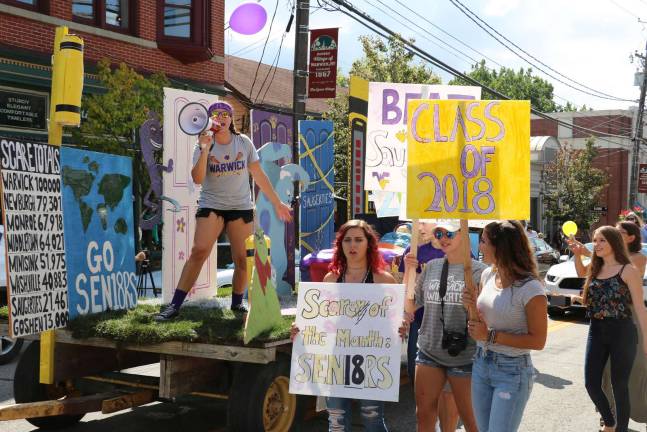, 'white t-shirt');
476,267,546,357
